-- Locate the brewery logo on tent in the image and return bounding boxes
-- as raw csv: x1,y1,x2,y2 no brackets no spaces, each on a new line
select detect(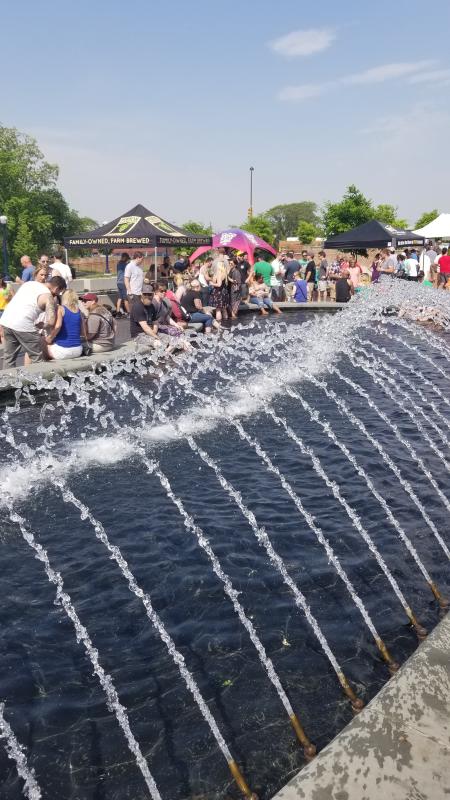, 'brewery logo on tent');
106,216,141,236
145,216,184,237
